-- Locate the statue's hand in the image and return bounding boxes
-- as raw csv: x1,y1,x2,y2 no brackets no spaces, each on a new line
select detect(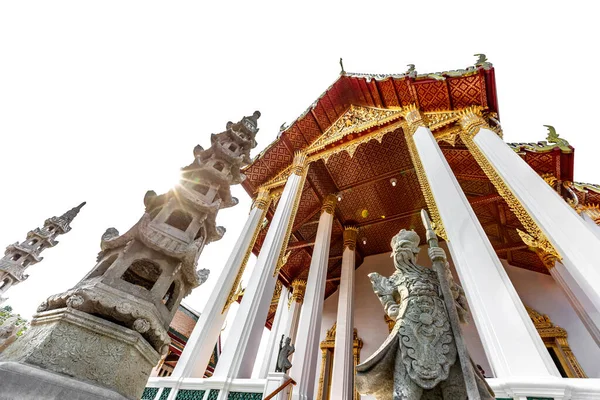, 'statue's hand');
368,272,391,295
428,247,447,263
